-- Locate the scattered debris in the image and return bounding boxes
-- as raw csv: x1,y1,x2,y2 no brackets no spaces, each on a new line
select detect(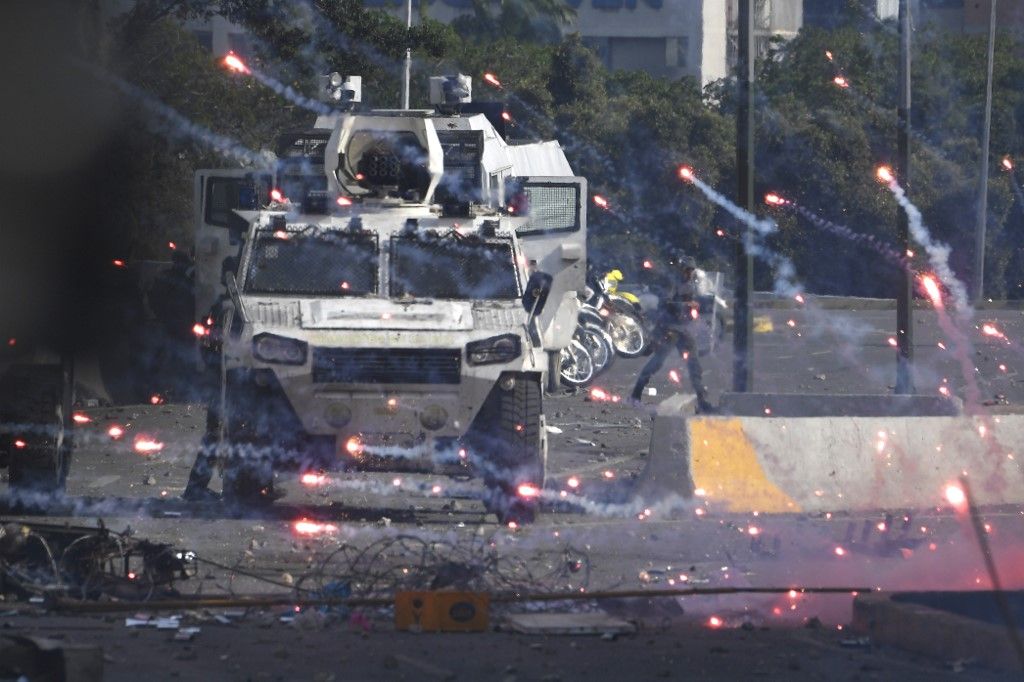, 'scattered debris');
504,612,637,636
0,521,195,602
